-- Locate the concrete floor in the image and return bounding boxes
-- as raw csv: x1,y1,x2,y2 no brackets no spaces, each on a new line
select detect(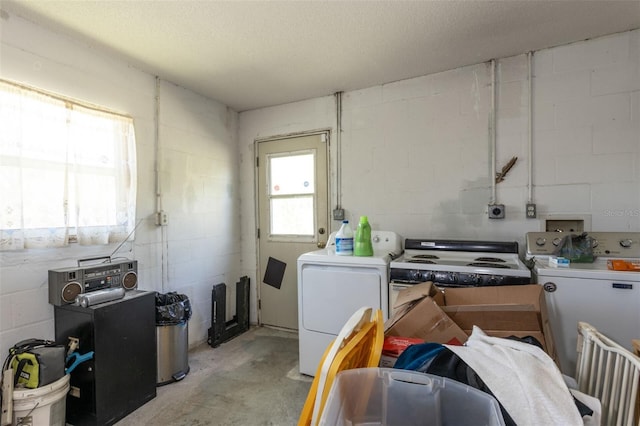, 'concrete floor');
115,327,312,426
